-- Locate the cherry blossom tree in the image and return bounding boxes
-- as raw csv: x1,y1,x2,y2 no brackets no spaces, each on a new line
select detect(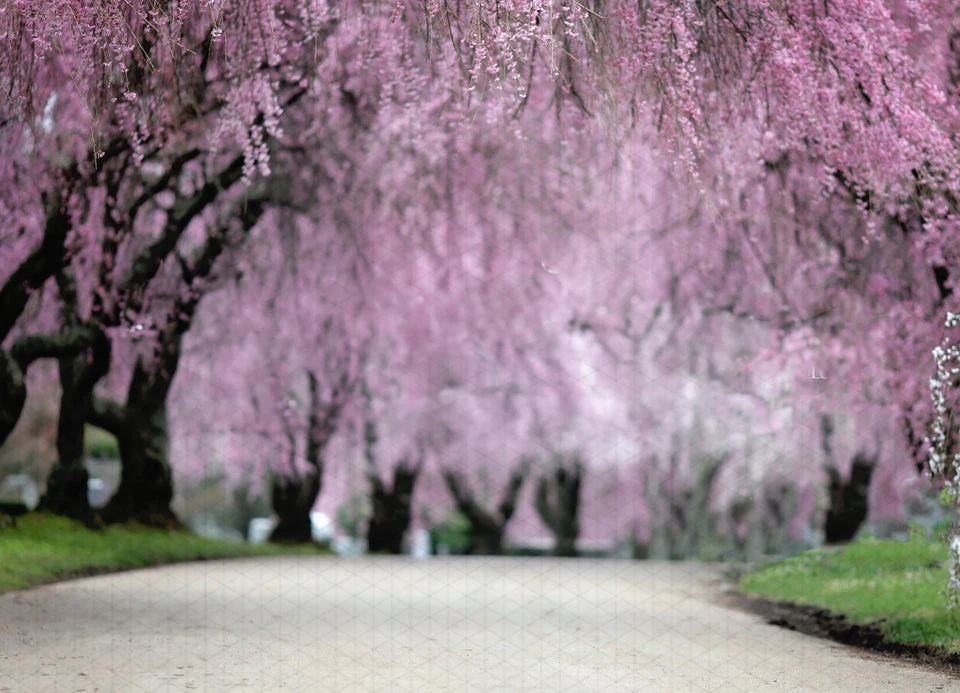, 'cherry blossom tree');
5,0,959,565
2,0,481,523
2,1,340,520
216,217,367,542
